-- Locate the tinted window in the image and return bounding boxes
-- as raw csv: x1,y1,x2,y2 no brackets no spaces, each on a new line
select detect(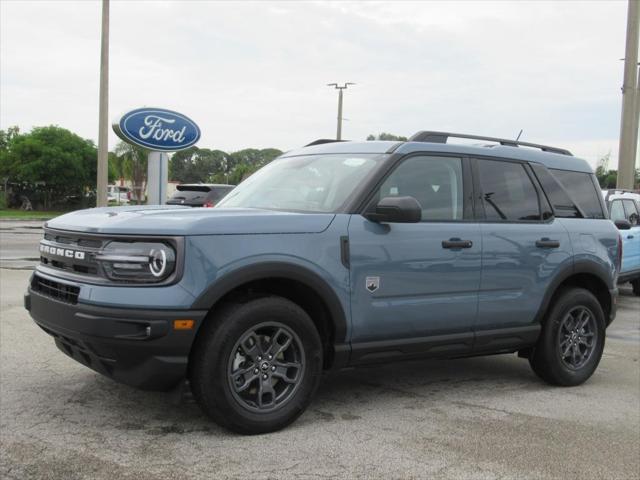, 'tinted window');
550,170,605,219
477,160,540,221
610,200,626,222
622,199,639,225
530,163,580,218
377,156,464,221
170,186,211,202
